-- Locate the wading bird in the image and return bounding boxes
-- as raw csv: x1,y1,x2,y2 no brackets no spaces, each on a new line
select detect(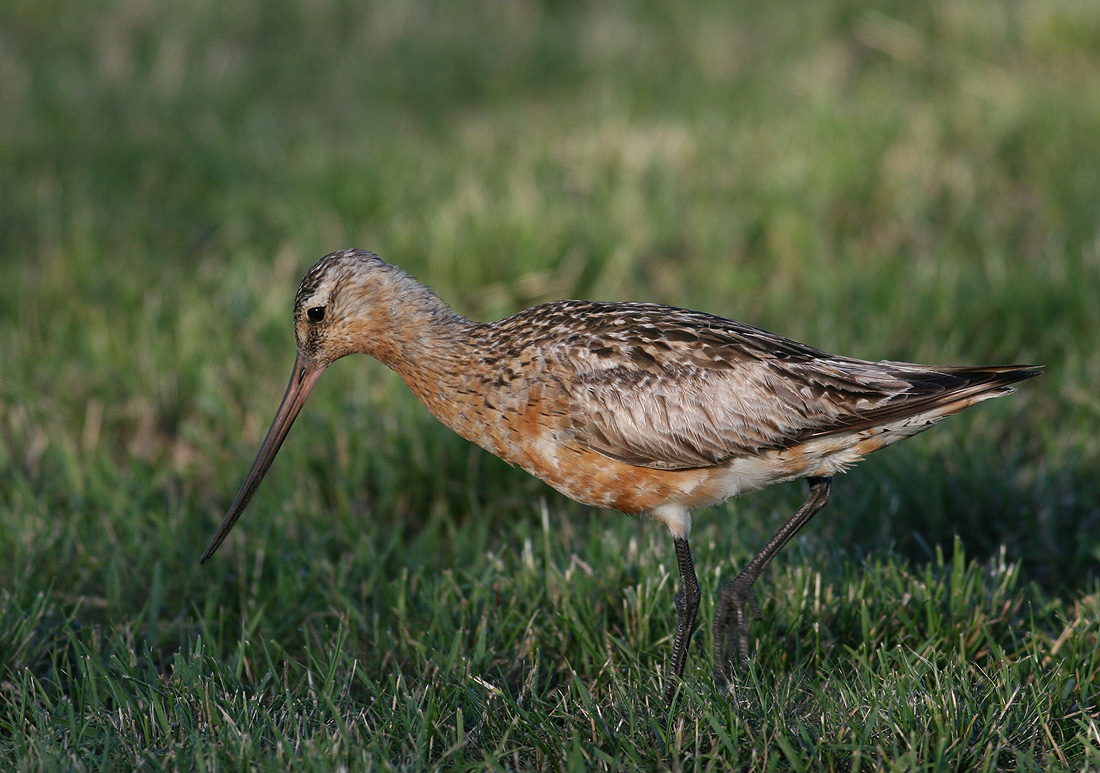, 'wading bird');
202,249,1039,705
